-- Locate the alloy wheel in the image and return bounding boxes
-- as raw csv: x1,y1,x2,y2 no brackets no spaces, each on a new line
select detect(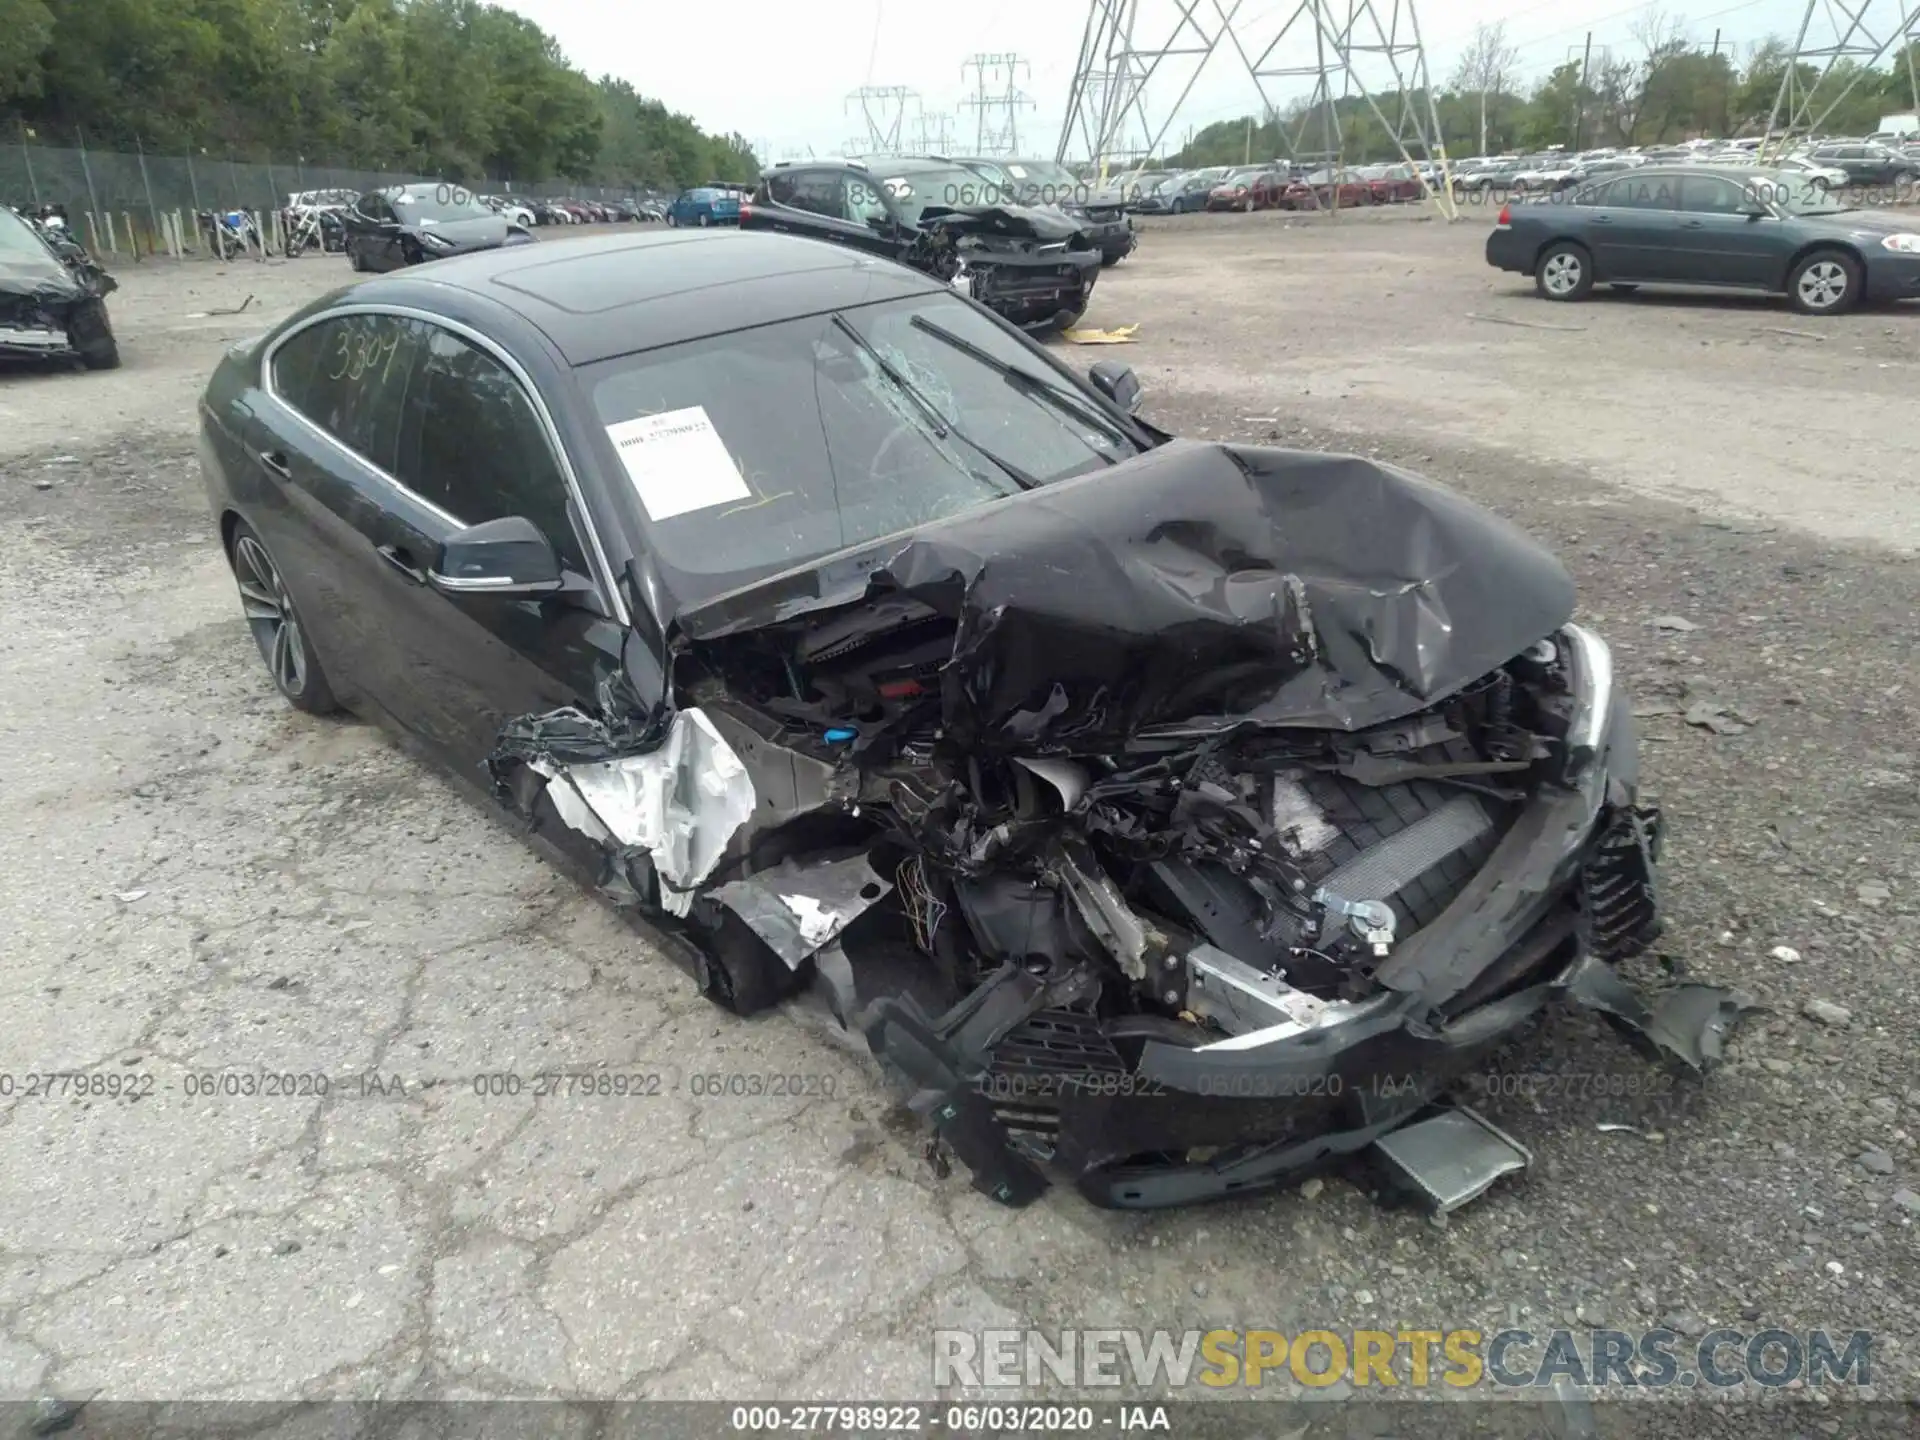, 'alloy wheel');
232,535,308,697
1542,252,1583,295
1796,260,1848,310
